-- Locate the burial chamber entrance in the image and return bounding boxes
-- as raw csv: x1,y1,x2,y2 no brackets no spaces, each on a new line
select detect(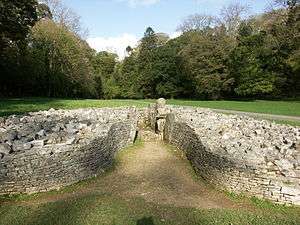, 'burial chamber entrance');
0,99,299,206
